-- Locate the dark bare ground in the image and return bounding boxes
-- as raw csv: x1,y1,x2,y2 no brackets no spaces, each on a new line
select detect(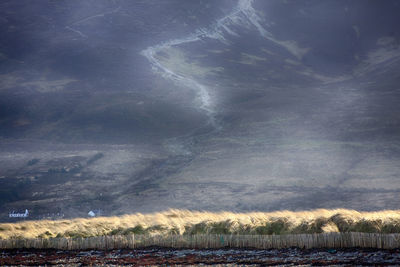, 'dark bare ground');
1,247,400,266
